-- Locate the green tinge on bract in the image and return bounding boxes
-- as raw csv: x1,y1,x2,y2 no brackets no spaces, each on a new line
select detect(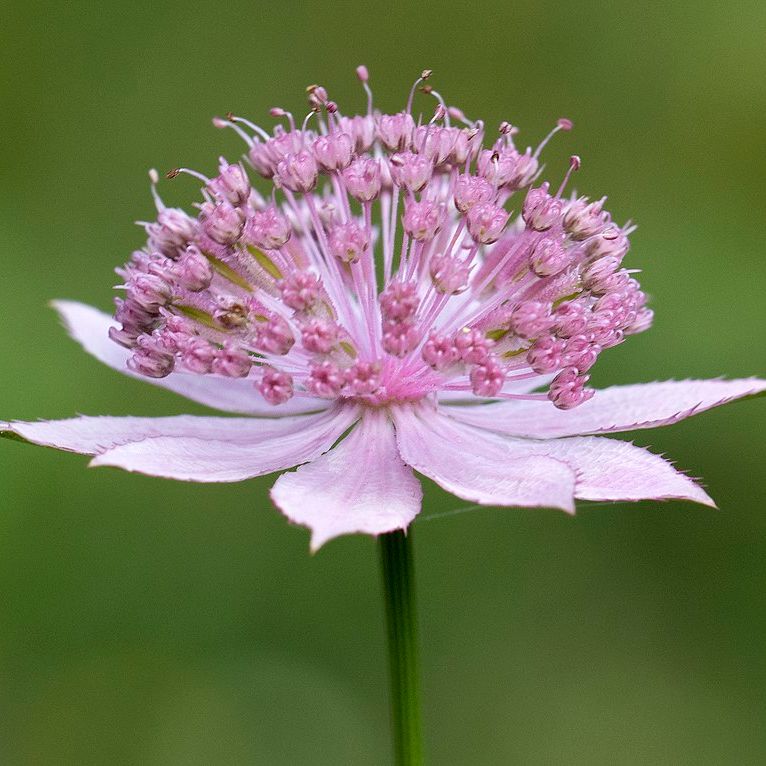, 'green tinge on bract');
246,245,283,280
202,251,254,291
